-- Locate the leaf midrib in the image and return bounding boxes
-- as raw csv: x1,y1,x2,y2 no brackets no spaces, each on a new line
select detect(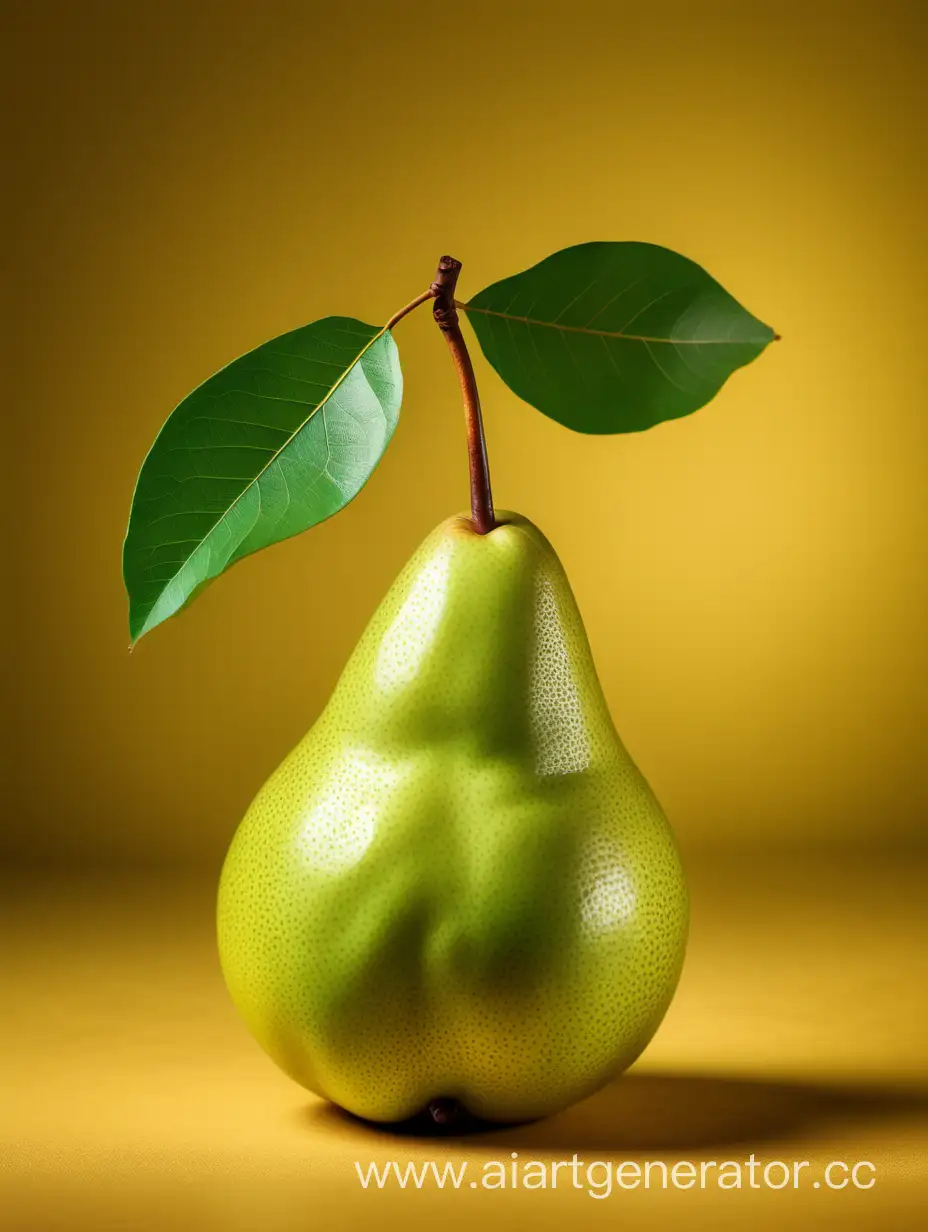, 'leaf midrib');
131,322,390,637
458,301,763,345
